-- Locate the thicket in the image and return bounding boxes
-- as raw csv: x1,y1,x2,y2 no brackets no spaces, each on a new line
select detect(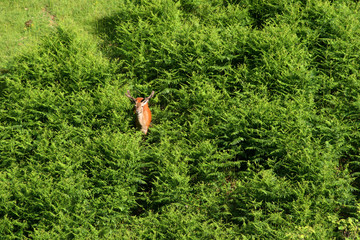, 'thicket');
1,0,360,239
